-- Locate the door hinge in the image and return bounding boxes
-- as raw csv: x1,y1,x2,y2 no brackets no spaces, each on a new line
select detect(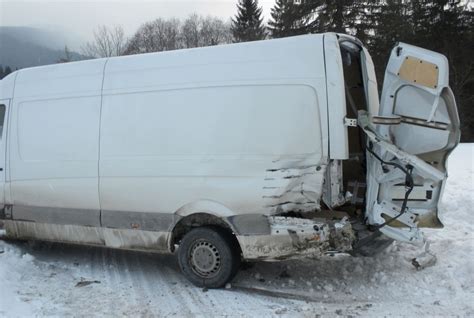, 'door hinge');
344,117,358,127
